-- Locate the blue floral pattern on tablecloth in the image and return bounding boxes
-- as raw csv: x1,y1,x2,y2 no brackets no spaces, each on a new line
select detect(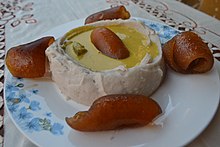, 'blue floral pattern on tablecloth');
5,76,64,135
